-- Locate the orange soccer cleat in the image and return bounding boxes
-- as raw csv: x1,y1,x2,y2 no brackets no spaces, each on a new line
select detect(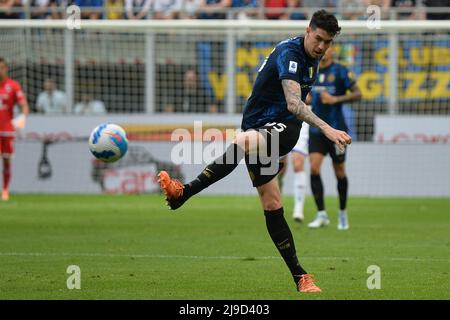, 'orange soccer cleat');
297,274,322,293
157,171,186,210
